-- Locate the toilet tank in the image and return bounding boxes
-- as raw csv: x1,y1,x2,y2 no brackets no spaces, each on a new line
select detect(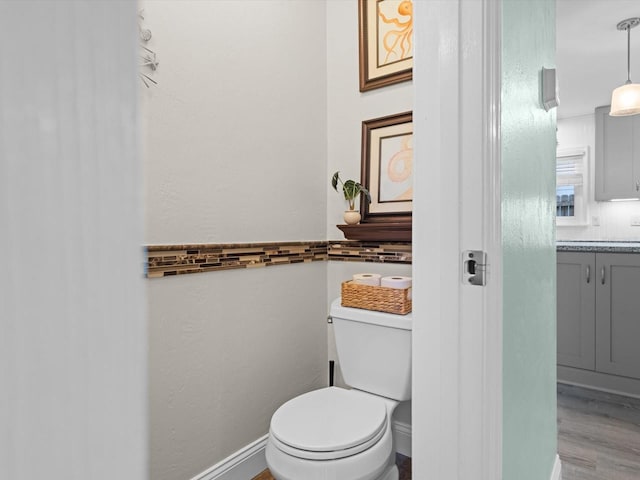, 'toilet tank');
330,298,412,401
